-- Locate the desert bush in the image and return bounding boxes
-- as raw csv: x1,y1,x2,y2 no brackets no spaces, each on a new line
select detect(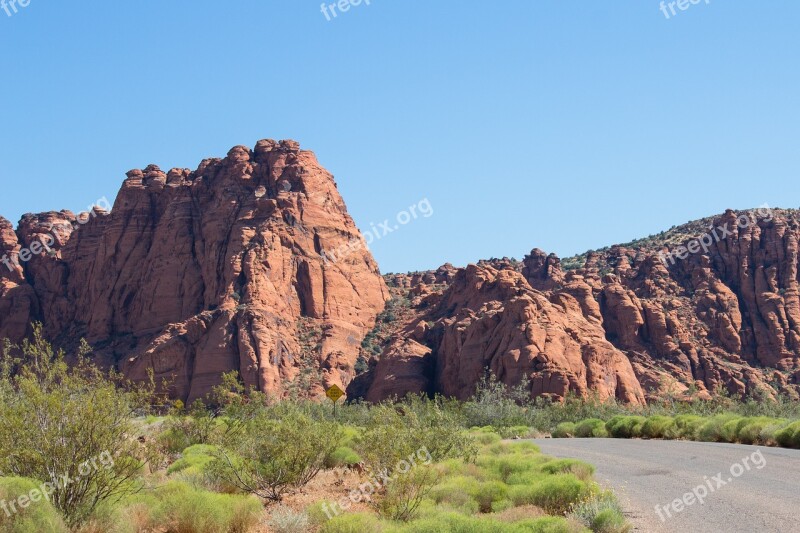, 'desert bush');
377,467,441,522
0,477,68,533
640,416,677,439
0,328,152,527
211,407,340,501
569,491,629,533
267,506,311,533
160,400,222,453
574,419,608,438
167,444,219,476
552,422,577,438
471,428,504,446
540,459,595,481
775,421,800,448
734,417,783,445
509,474,595,514
319,513,384,533
516,516,587,533
324,447,363,468
605,416,646,439
145,481,262,533
672,415,706,439
481,455,539,483
355,399,476,520
463,375,532,428
473,480,509,513
696,414,741,442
